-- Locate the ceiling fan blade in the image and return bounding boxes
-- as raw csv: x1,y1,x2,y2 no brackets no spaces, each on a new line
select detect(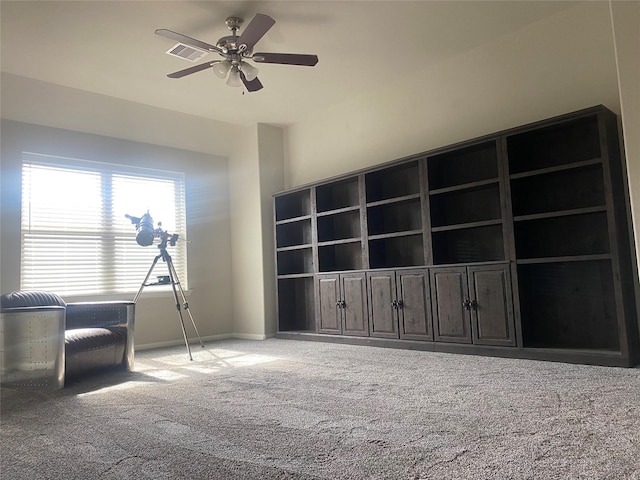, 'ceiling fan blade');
240,72,263,92
236,13,275,53
167,61,218,78
155,29,224,54
252,53,319,67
